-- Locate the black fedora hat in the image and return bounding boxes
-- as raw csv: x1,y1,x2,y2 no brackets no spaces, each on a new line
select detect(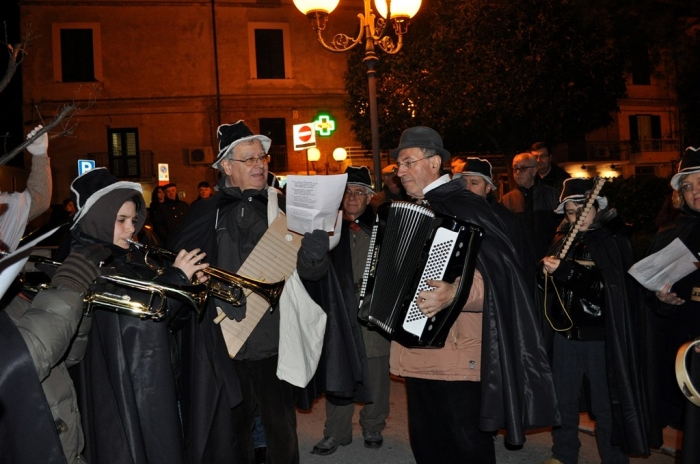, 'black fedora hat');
390,126,450,161
671,147,700,190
